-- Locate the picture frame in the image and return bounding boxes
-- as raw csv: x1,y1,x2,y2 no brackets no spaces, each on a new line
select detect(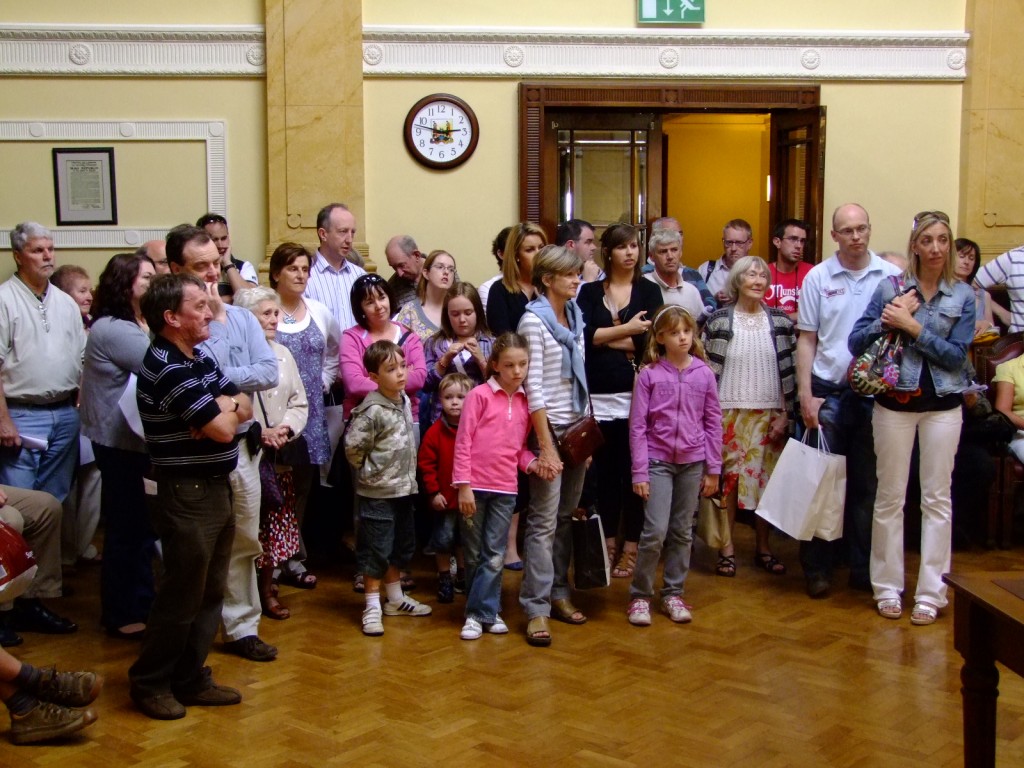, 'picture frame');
52,147,117,225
